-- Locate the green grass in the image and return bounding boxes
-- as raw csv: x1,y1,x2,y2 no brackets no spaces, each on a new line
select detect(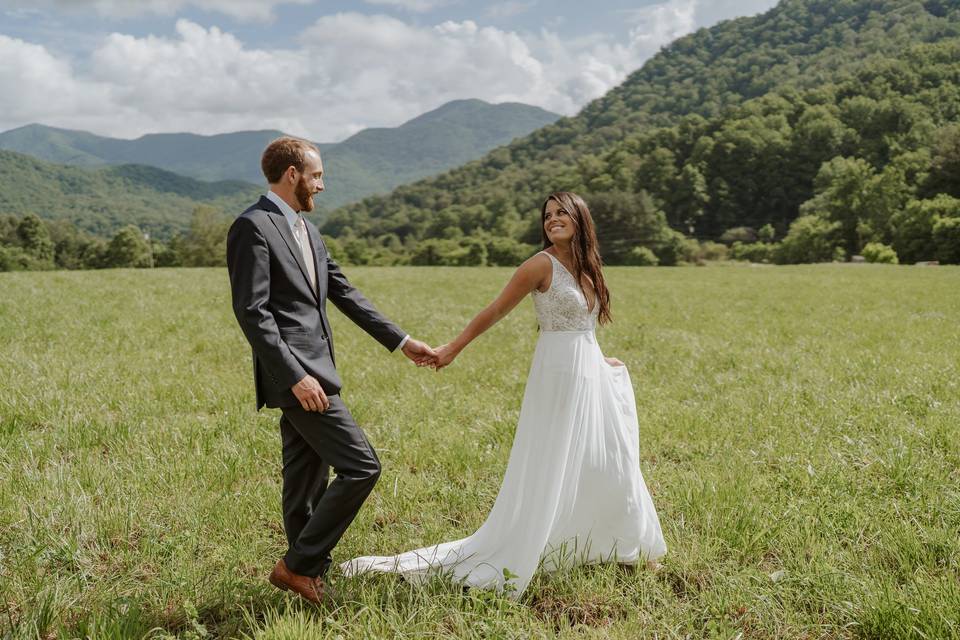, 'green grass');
1,264,958,639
